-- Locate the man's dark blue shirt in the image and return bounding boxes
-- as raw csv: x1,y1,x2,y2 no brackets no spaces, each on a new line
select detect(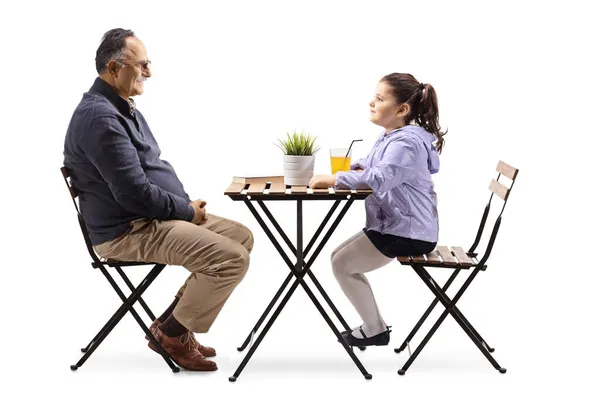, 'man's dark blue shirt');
63,77,194,245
